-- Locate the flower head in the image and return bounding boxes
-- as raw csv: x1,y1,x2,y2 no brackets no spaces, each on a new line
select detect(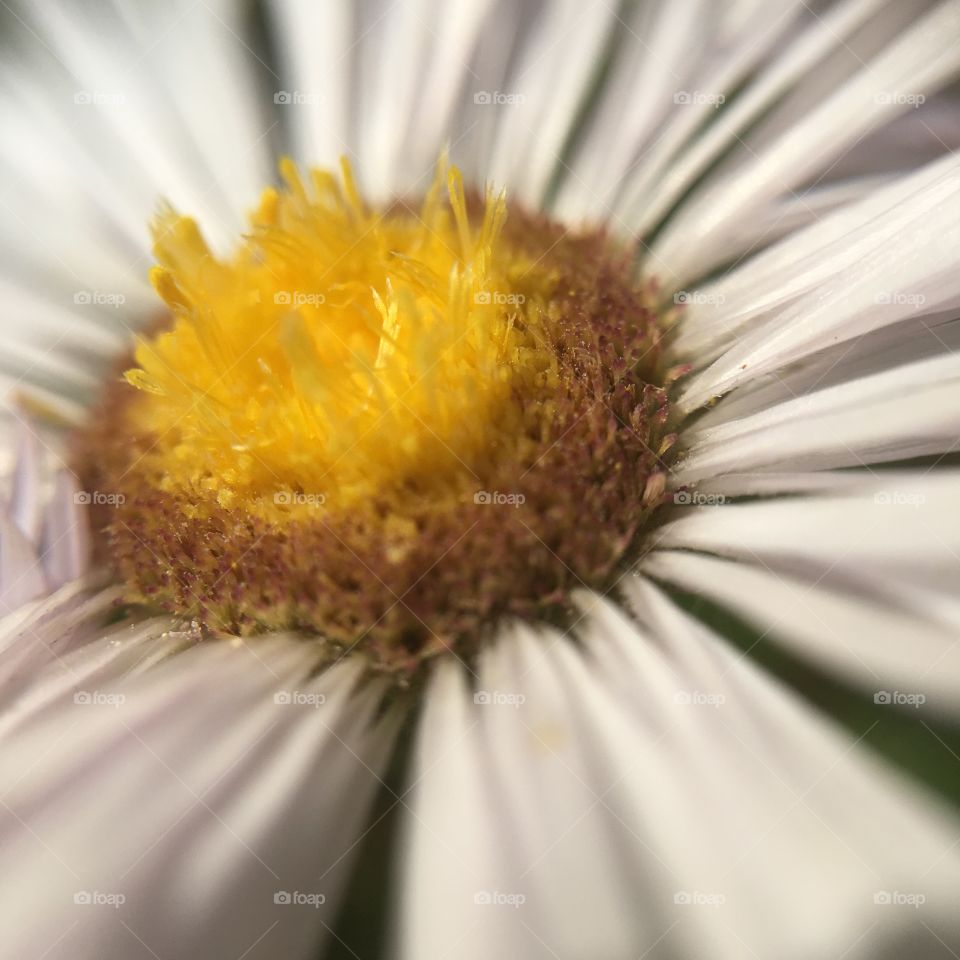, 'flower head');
2,1,960,959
